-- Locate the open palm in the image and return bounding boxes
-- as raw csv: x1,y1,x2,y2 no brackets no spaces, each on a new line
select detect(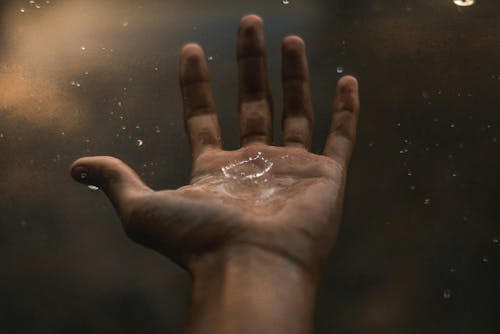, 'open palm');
71,15,360,277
